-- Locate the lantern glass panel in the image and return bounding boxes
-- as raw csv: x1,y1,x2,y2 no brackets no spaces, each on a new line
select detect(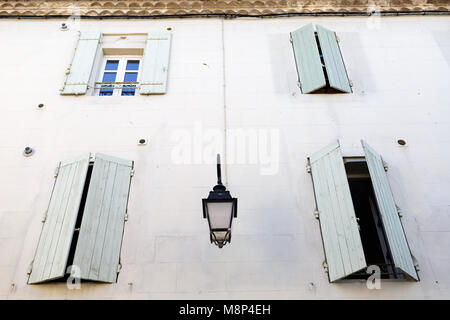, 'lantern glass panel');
206,202,233,229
